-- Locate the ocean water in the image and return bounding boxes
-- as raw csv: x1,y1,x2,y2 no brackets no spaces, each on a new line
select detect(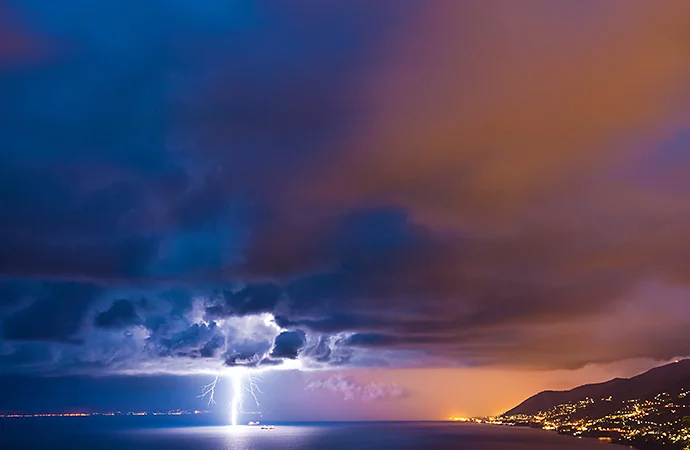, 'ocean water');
0,418,614,450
